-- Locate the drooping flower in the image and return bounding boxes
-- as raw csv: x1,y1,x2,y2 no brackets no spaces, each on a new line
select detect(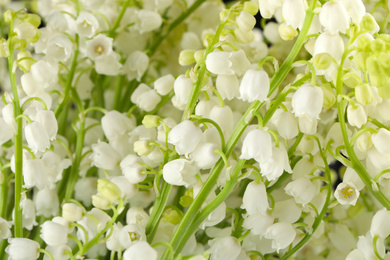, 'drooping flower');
239,69,270,102
292,84,324,121
265,222,296,252
6,238,40,260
